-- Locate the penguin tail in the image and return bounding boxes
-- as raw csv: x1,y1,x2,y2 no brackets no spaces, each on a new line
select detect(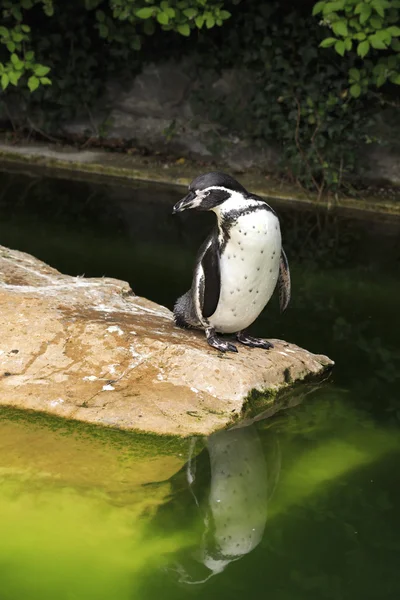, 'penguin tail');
173,292,194,329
